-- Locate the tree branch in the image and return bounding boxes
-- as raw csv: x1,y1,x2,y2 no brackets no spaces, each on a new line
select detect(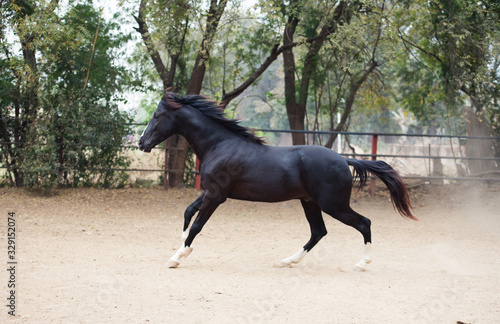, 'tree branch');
221,44,280,105
134,0,171,89
168,15,189,89
397,28,443,64
187,0,228,94
222,2,351,107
